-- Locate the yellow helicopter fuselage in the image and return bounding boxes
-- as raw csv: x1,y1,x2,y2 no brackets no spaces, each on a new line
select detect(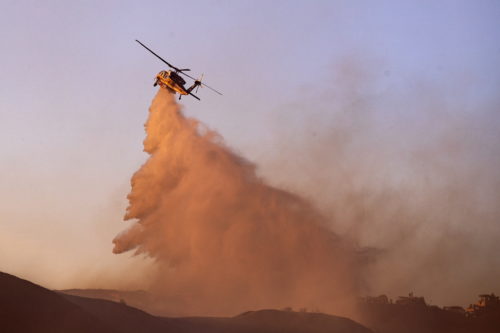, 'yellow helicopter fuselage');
155,70,189,96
